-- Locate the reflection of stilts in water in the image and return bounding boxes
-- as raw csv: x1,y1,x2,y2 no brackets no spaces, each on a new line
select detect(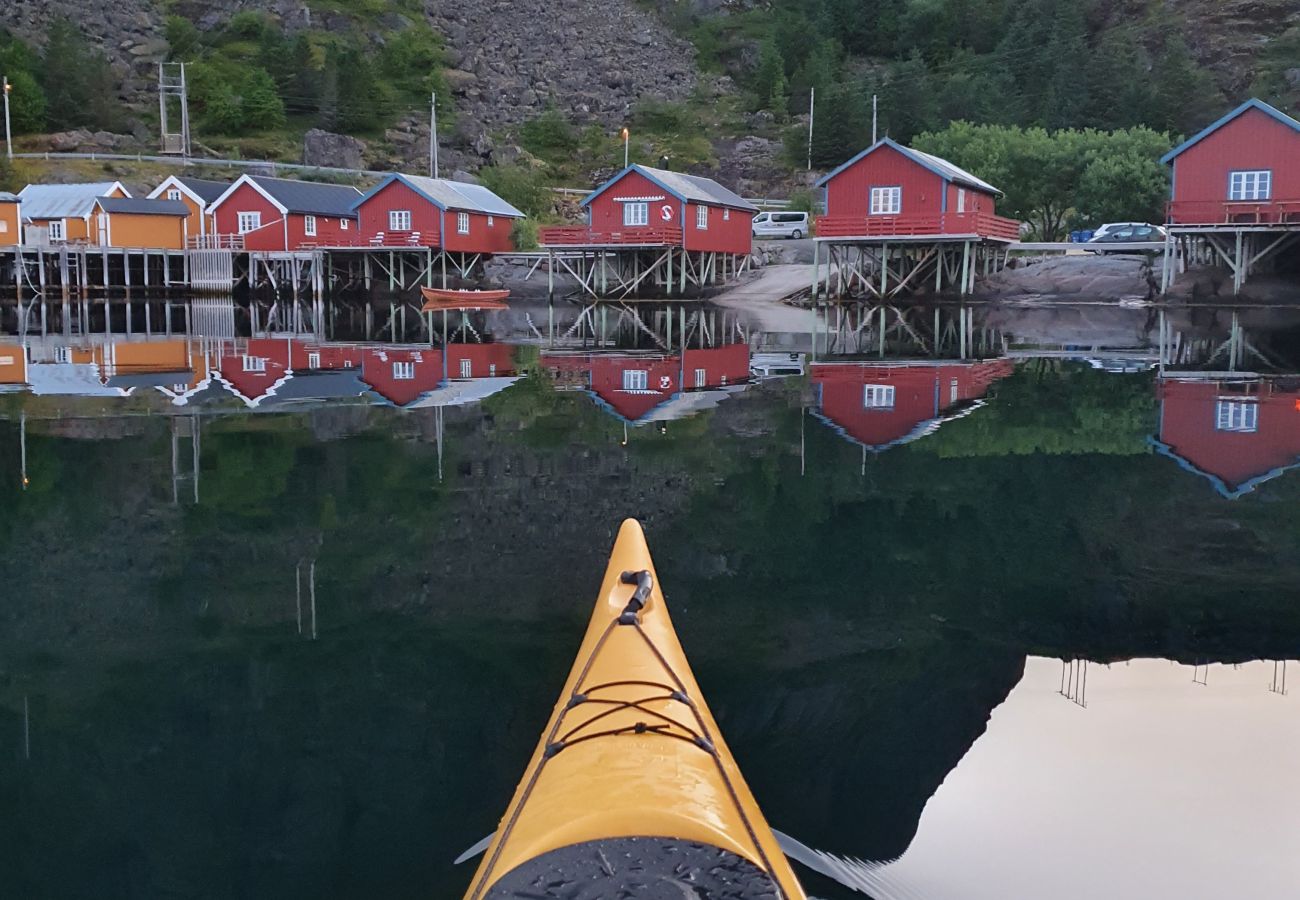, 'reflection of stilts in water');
1059,657,1088,708
170,415,200,505
294,558,318,639
800,406,806,477
19,409,28,491
23,694,30,761
1192,661,1209,686
819,303,1002,360
1269,660,1288,696
436,404,445,483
